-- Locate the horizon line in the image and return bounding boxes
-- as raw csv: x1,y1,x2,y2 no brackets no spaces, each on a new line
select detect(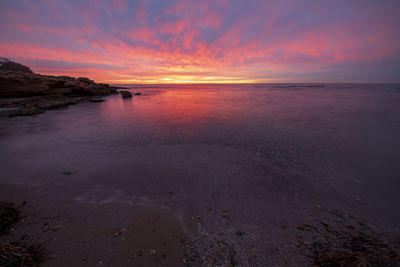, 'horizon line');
110,82,400,85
